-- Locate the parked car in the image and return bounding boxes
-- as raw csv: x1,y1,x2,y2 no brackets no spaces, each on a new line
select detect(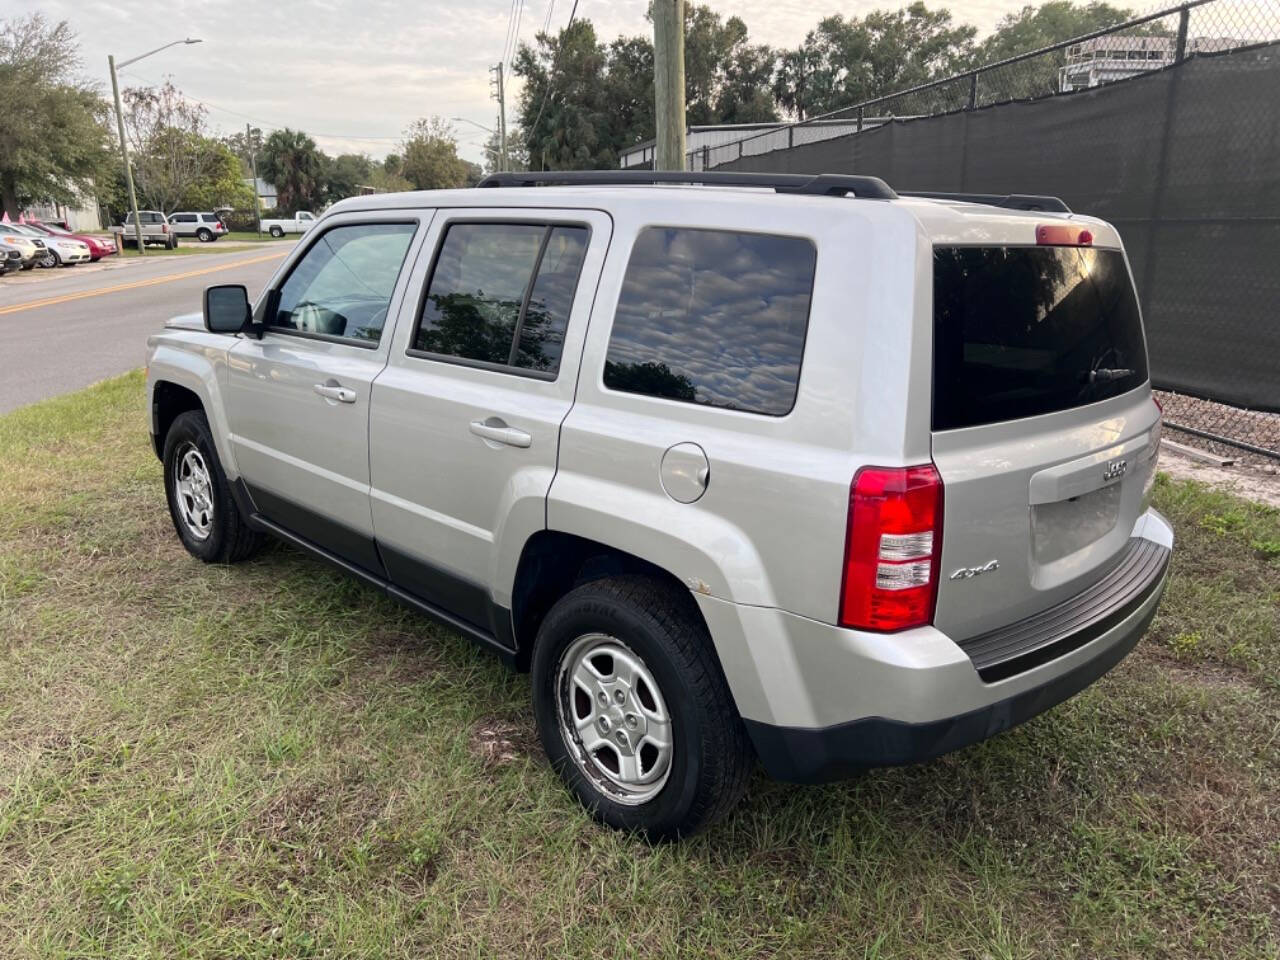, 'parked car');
7,223,90,267
260,211,316,238
0,241,25,275
0,226,47,269
28,221,117,261
169,211,228,242
145,171,1172,839
110,210,178,249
